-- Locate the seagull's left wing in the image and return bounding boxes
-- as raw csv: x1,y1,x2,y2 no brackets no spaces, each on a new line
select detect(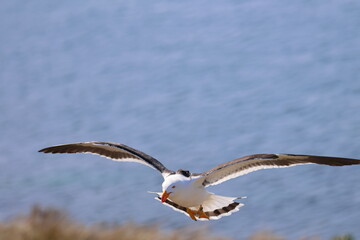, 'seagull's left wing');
193,154,360,187
39,141,173,177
